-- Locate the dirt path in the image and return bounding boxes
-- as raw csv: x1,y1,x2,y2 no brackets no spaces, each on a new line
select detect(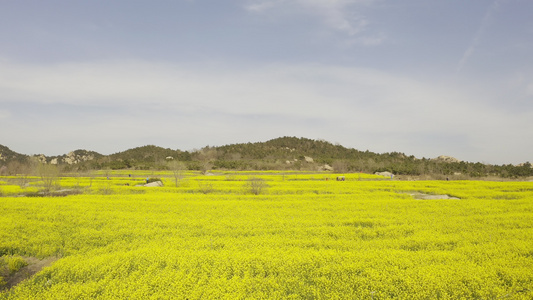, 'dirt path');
2,256,58,291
